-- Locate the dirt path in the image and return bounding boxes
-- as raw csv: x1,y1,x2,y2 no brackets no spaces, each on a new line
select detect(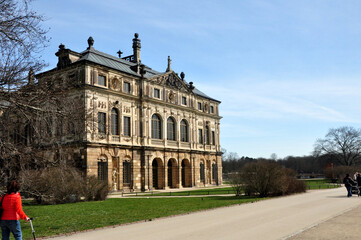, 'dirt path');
47,187,360,240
